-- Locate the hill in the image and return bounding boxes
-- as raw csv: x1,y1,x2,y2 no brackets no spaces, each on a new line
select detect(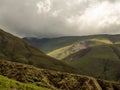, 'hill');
63,44,120,81
48,38,113,60
0,60,120,90
0,29,76,73
23,34,120,81
23,34,120,53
